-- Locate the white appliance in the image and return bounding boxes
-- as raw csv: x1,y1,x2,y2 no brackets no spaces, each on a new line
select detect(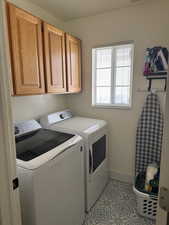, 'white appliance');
15,120,85,225
40,110,109,212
